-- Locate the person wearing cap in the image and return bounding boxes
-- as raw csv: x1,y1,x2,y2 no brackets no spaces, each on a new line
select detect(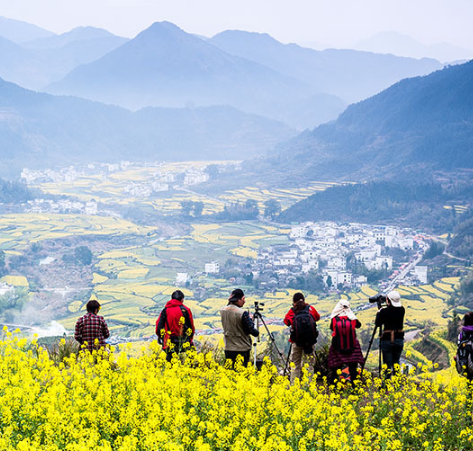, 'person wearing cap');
74,299,110,352
220,288,259,367
156,290,195,362
375,290,405,378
